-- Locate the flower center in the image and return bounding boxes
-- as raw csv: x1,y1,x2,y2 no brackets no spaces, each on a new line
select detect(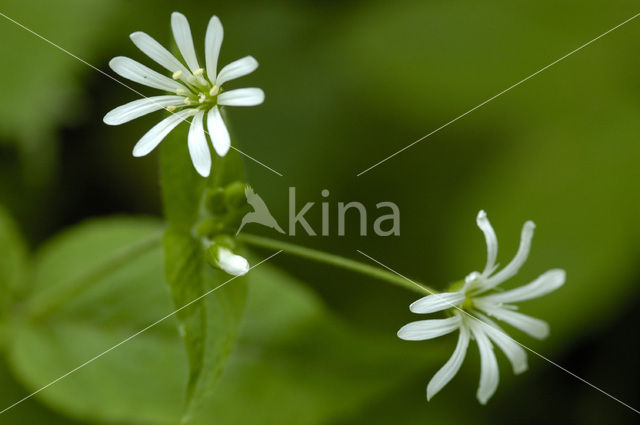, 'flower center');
461,295,474,310
172,68,222,111
446,279,474,310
